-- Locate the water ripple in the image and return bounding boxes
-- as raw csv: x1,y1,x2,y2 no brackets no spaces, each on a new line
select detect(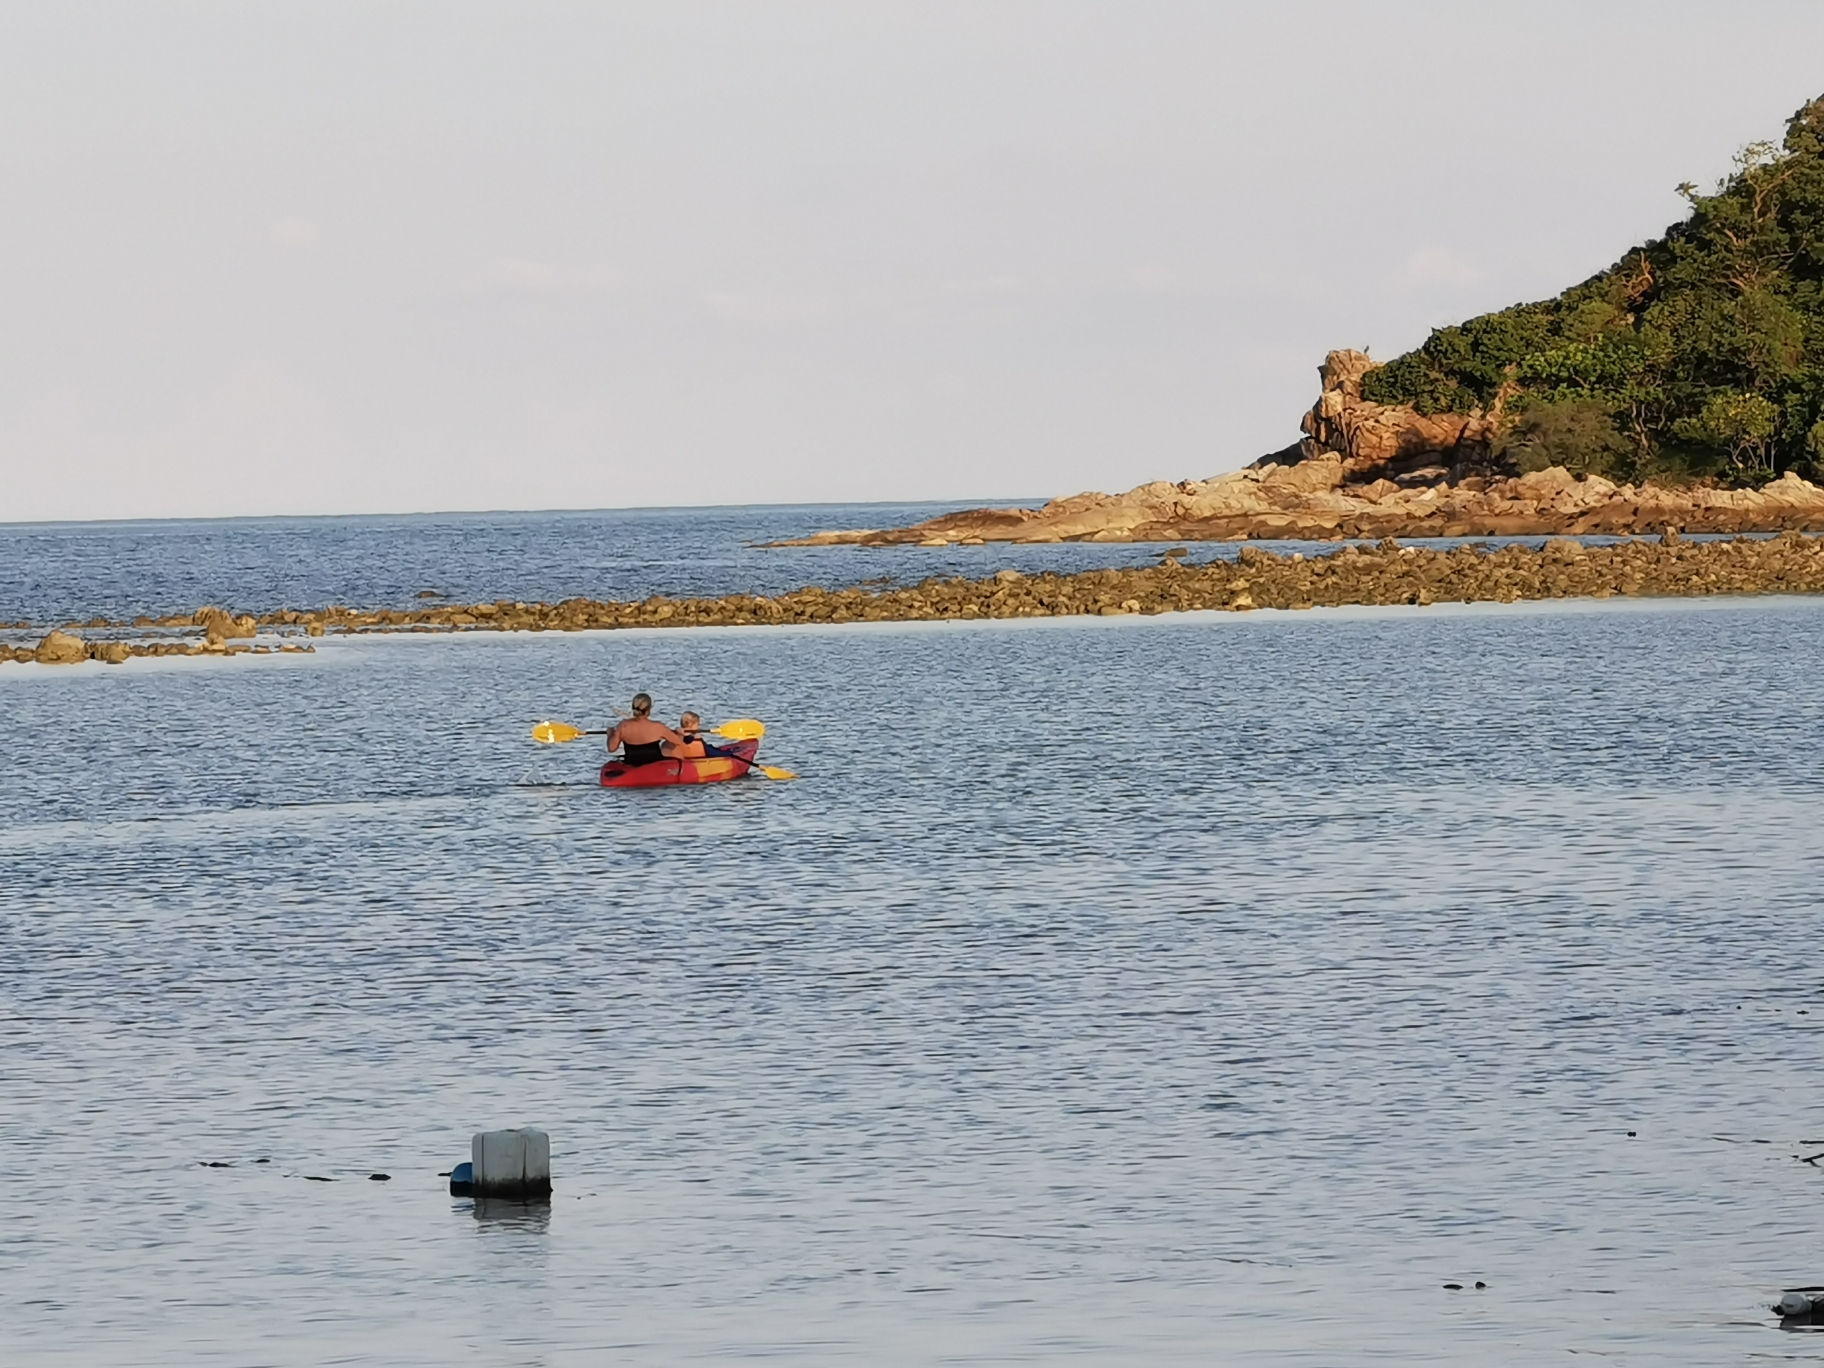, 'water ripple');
4,599,1824,1363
